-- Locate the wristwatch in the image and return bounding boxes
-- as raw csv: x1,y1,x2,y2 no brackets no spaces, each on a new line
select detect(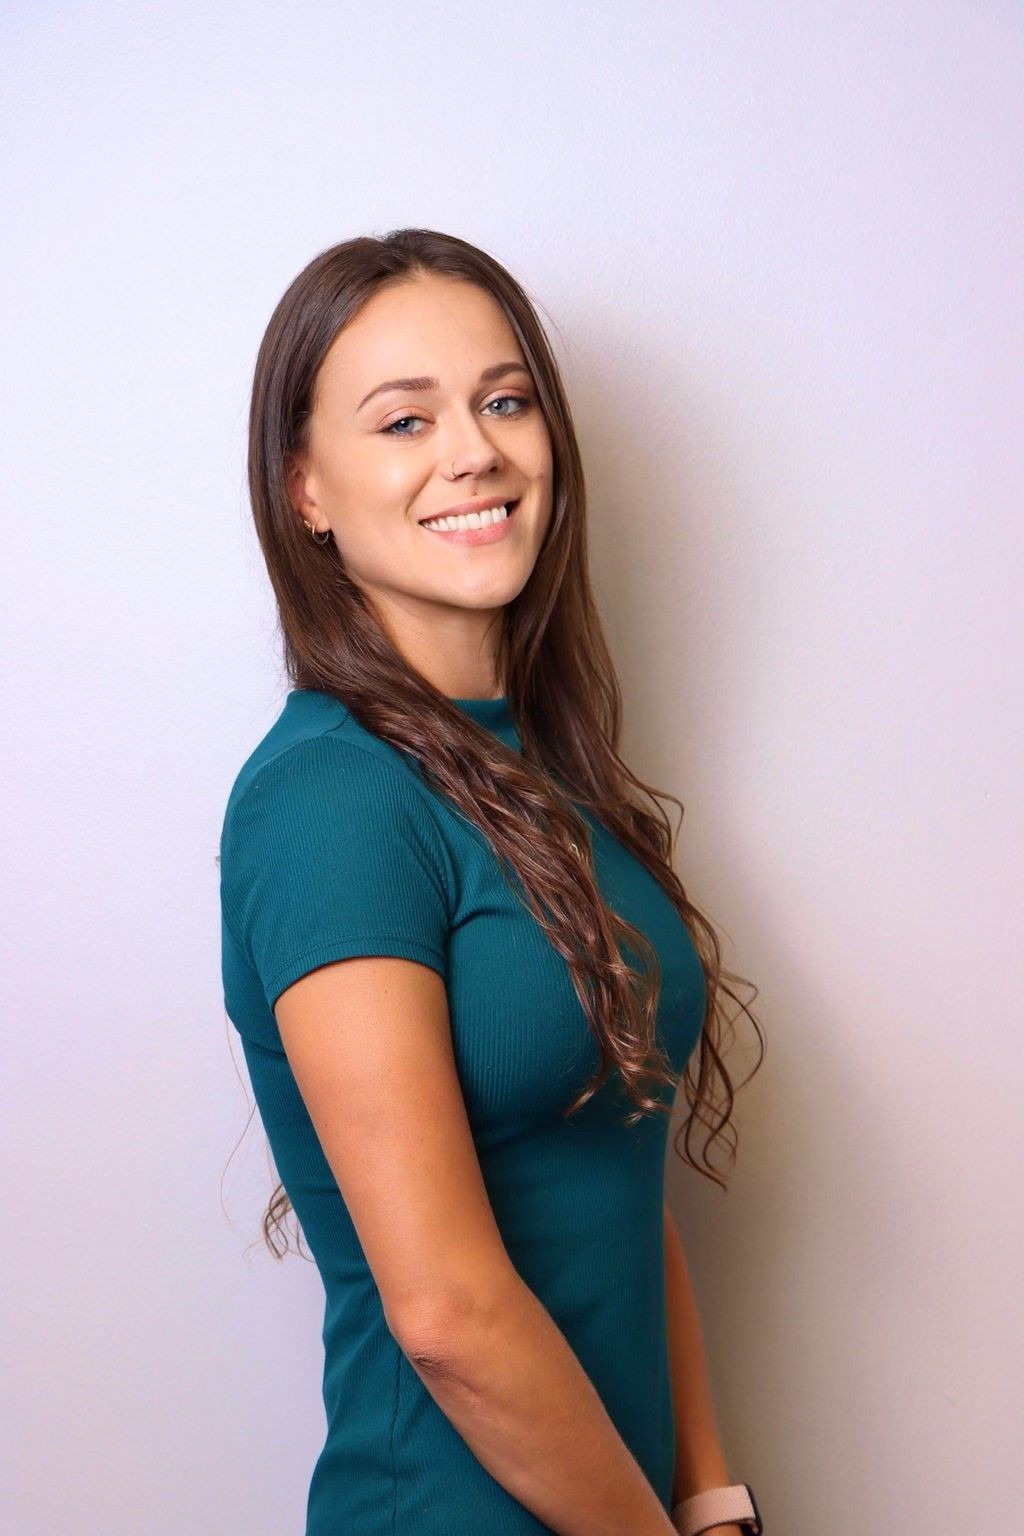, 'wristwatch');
670,1481,762,1536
